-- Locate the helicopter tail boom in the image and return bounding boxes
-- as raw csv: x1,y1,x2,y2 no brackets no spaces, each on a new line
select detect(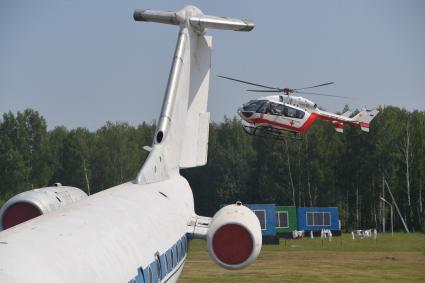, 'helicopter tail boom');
315,108,379,133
